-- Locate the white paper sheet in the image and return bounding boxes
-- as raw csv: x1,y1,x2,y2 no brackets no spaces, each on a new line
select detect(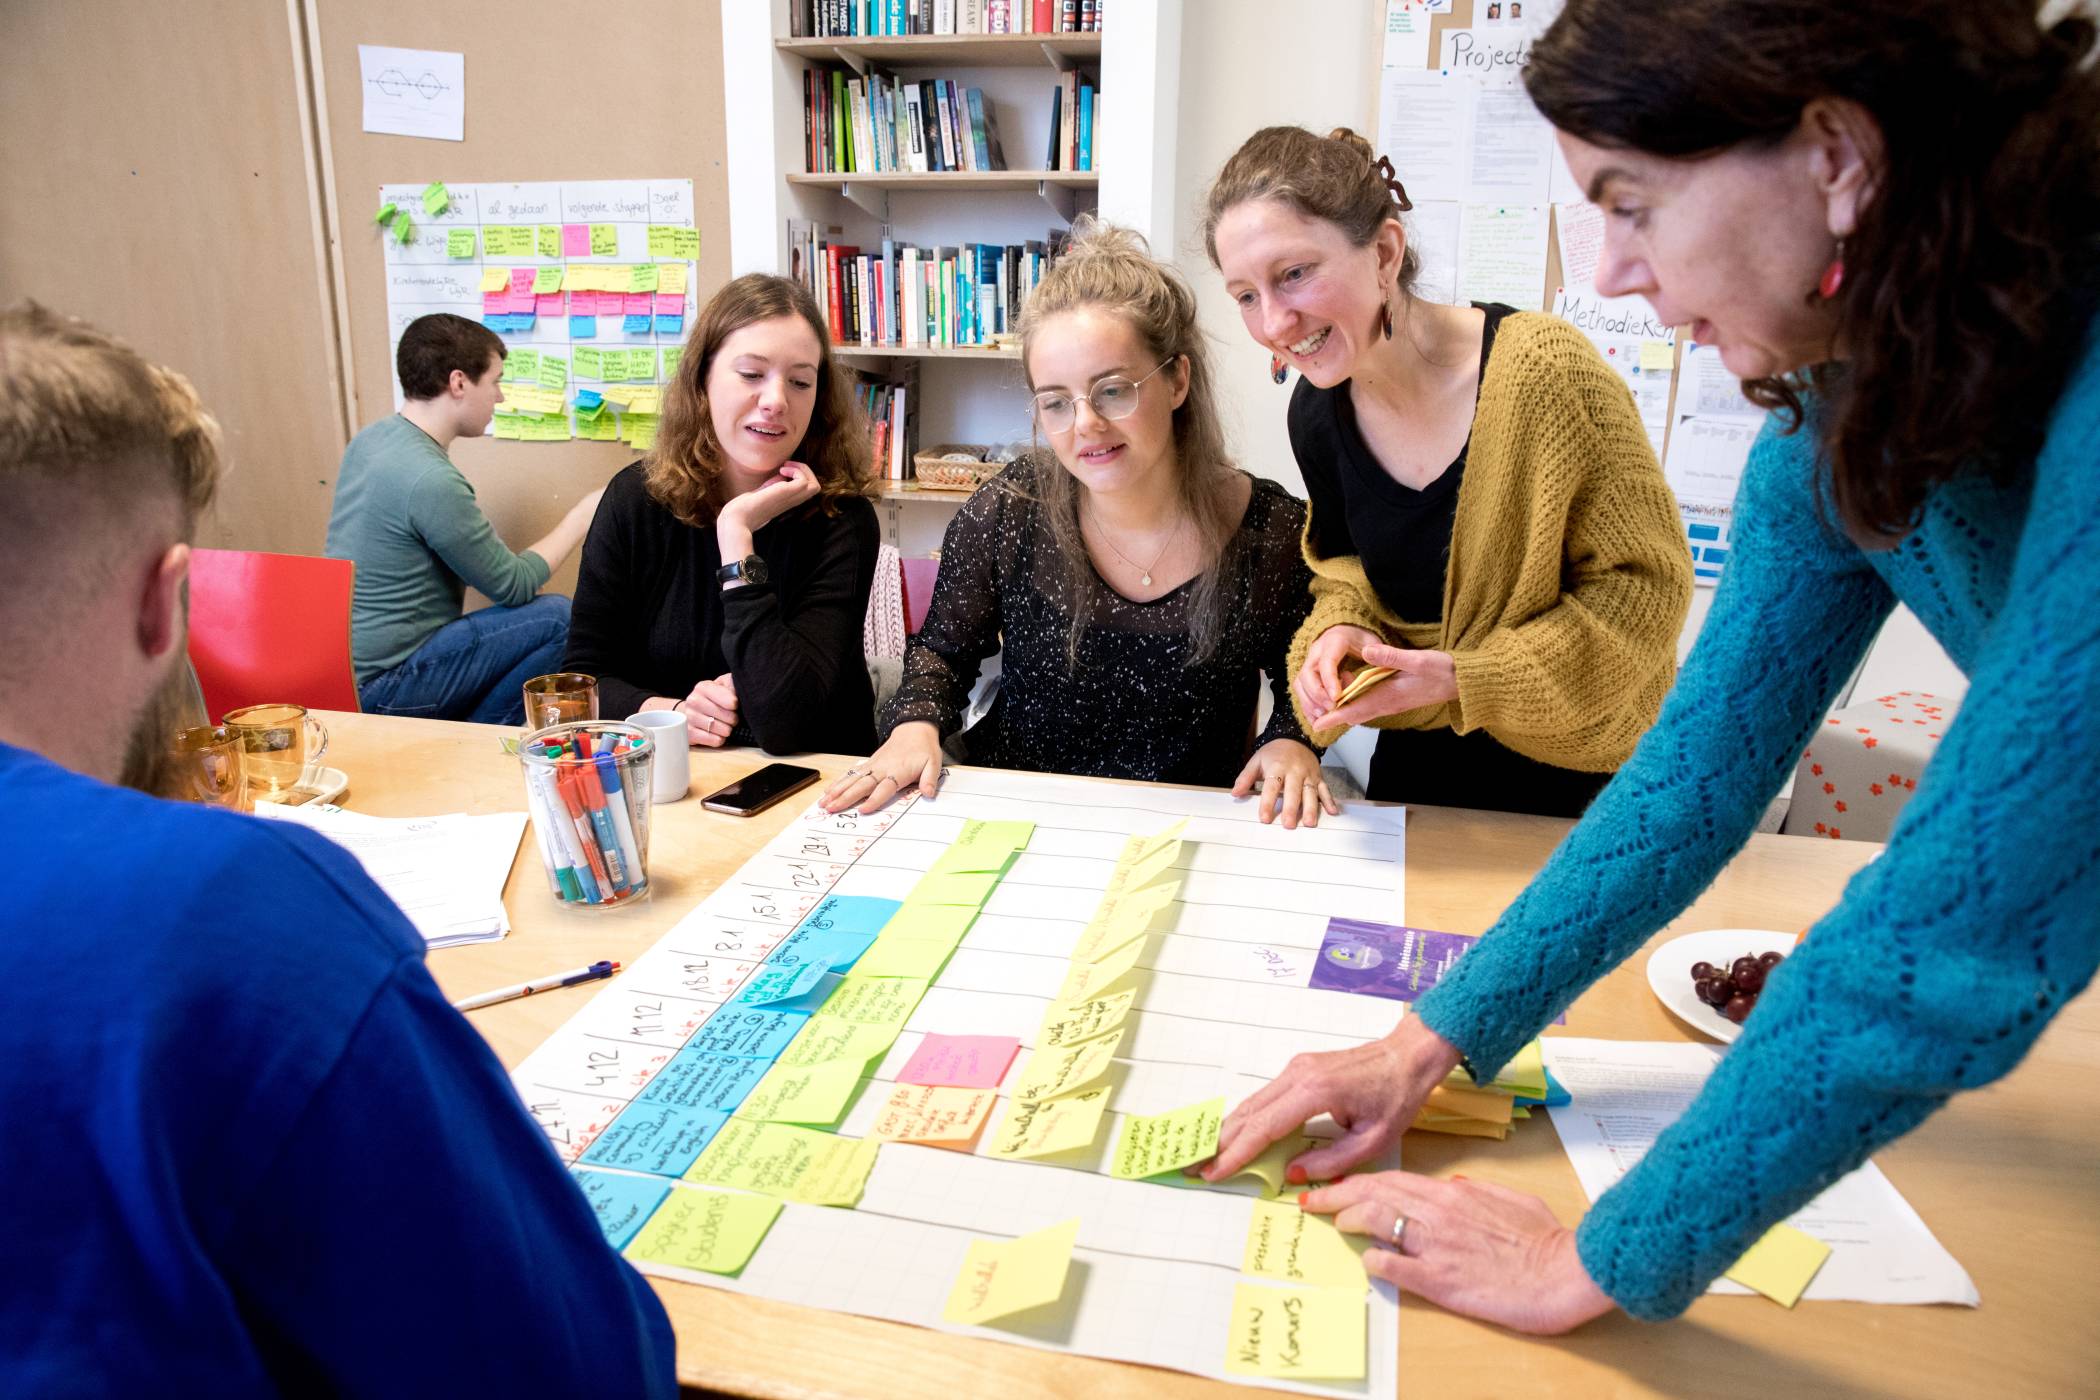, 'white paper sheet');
512,769,1412,1393
1457,203,1549,309
1662,341,1767,586
1406,200,1463,305
252,804,523,946
358,45,465,142
1542,1039,1979,1307
1382,0,1433,68
1377,69,1472,205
